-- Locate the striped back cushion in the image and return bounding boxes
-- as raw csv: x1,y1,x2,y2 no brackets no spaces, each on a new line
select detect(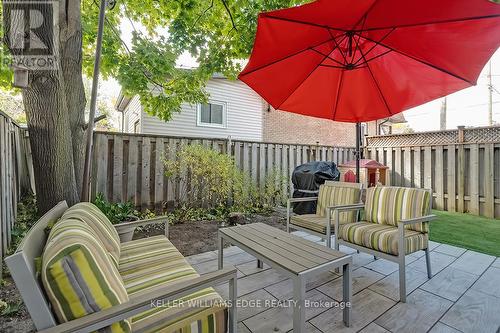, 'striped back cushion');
42,218,131,332
365,187,431,232
62,202,121,267
316,184,361,223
